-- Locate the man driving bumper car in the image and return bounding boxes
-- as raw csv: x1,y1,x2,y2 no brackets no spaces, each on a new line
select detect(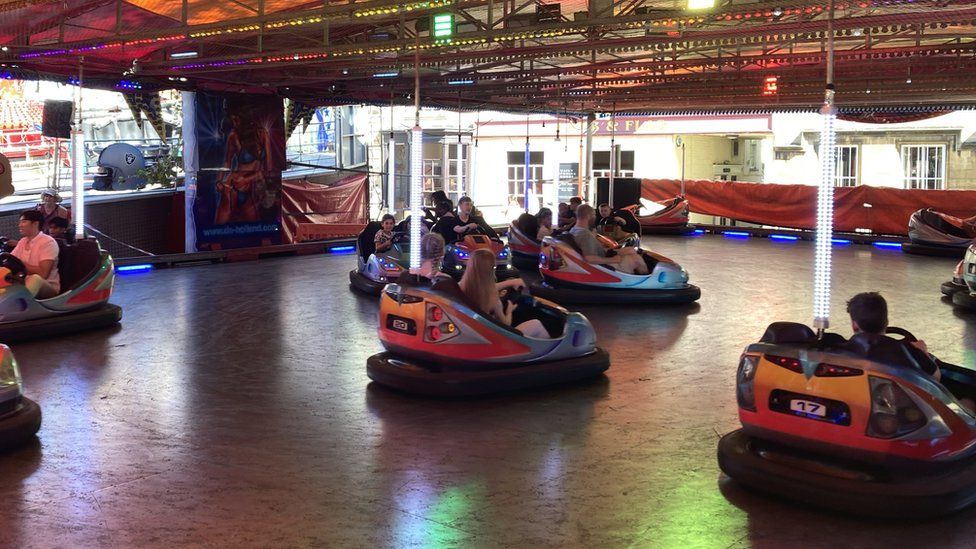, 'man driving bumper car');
718,293,976,518
0,214,120,342
439,196,518,280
